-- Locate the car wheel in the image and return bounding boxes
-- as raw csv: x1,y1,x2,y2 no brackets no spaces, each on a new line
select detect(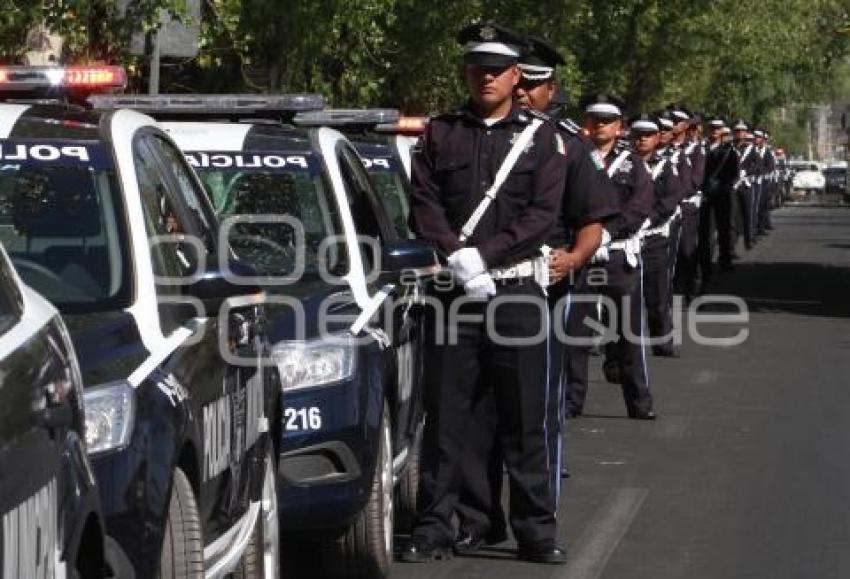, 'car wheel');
324,403,393,578
158,467,203,579
394,422,422,532
233,448,280,579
